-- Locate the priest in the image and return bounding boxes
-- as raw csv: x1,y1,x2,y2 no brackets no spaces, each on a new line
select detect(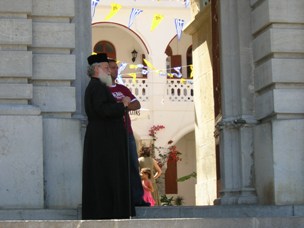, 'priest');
82,53,134,219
